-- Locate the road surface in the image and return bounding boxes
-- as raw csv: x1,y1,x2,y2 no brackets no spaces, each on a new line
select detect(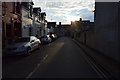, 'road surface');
3,37,101,79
